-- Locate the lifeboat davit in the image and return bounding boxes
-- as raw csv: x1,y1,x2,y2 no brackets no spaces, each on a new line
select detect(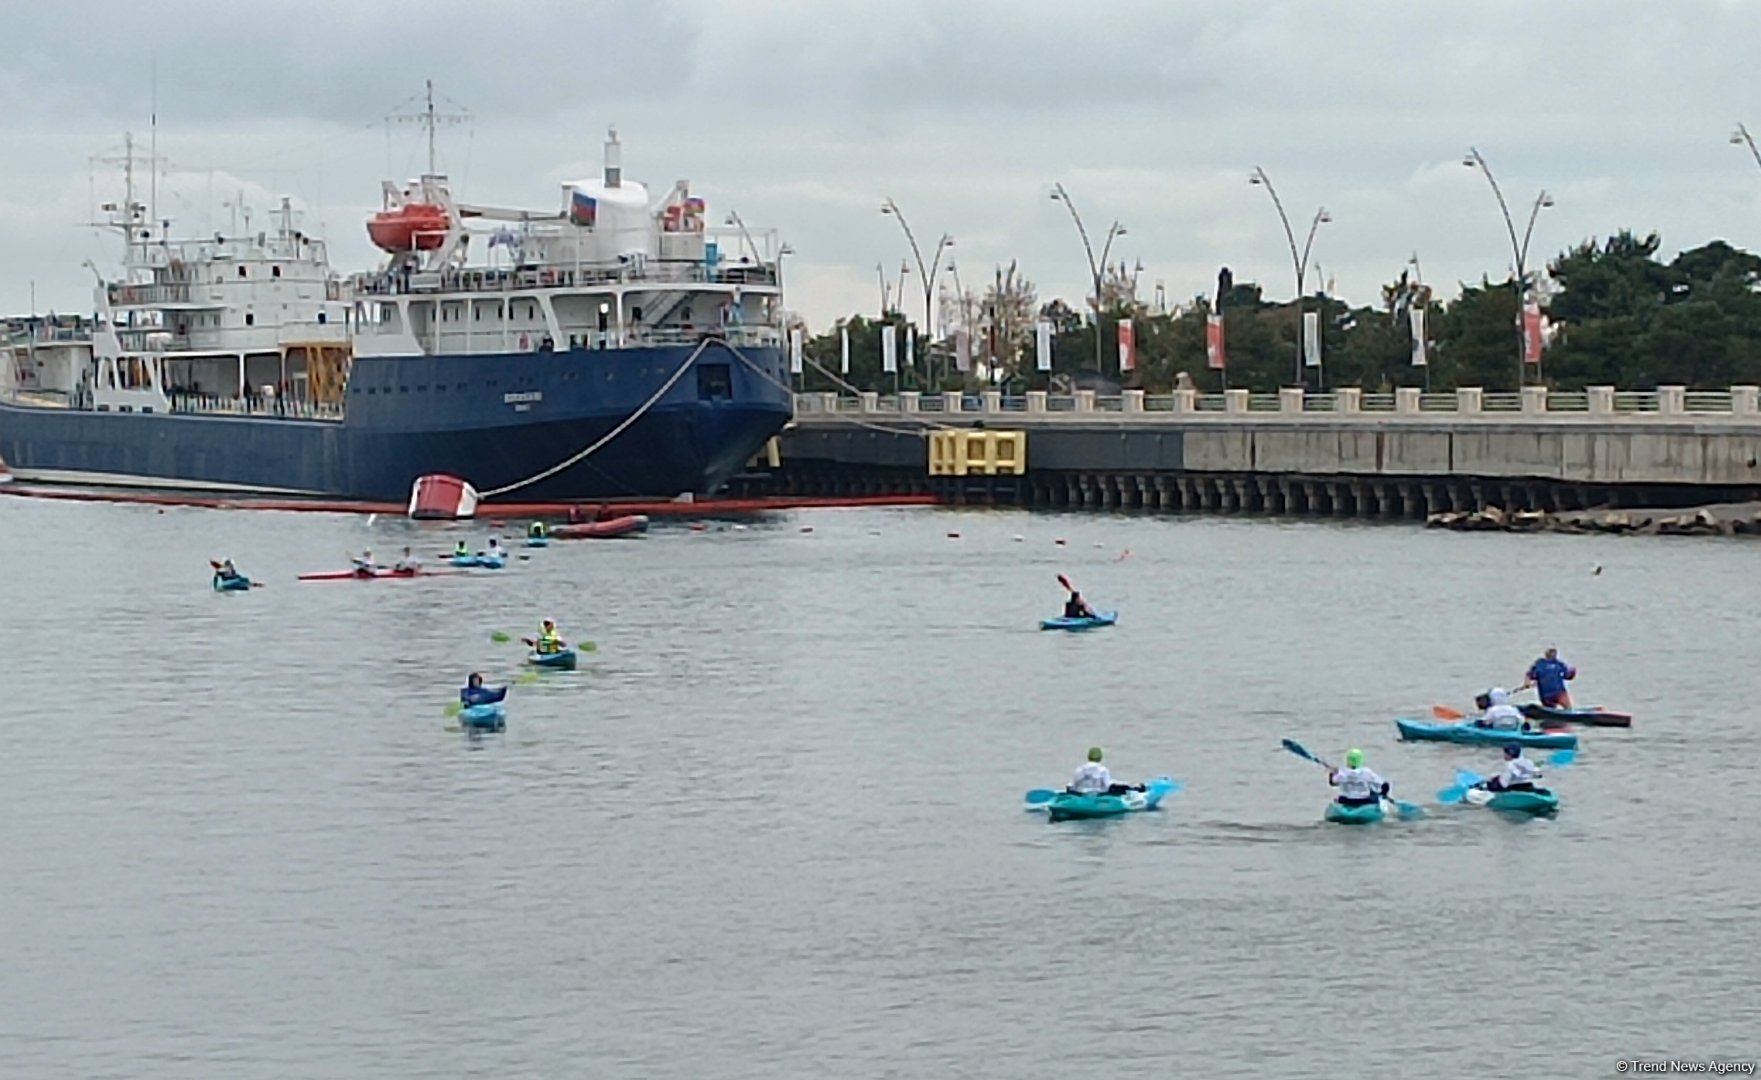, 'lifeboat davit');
367,203,451,253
